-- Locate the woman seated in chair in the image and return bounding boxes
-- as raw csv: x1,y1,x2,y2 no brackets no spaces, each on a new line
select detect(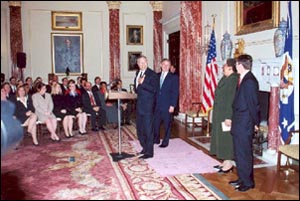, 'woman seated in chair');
51,82,74,138
14,85,38,146
98,81,118,128
32,82,60,141
65,80,87,134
